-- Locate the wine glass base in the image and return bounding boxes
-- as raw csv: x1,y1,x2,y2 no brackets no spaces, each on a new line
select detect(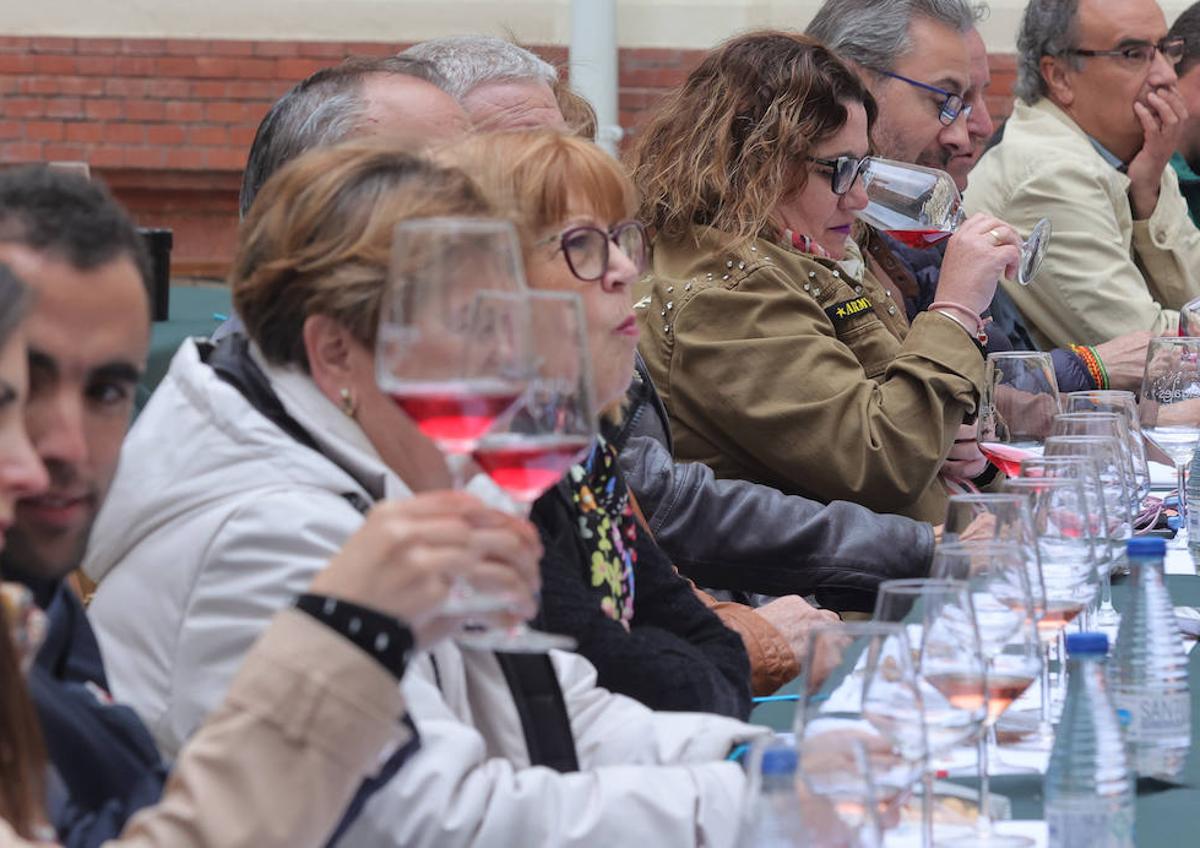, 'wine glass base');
936,832,1034,848
456,626,577,653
